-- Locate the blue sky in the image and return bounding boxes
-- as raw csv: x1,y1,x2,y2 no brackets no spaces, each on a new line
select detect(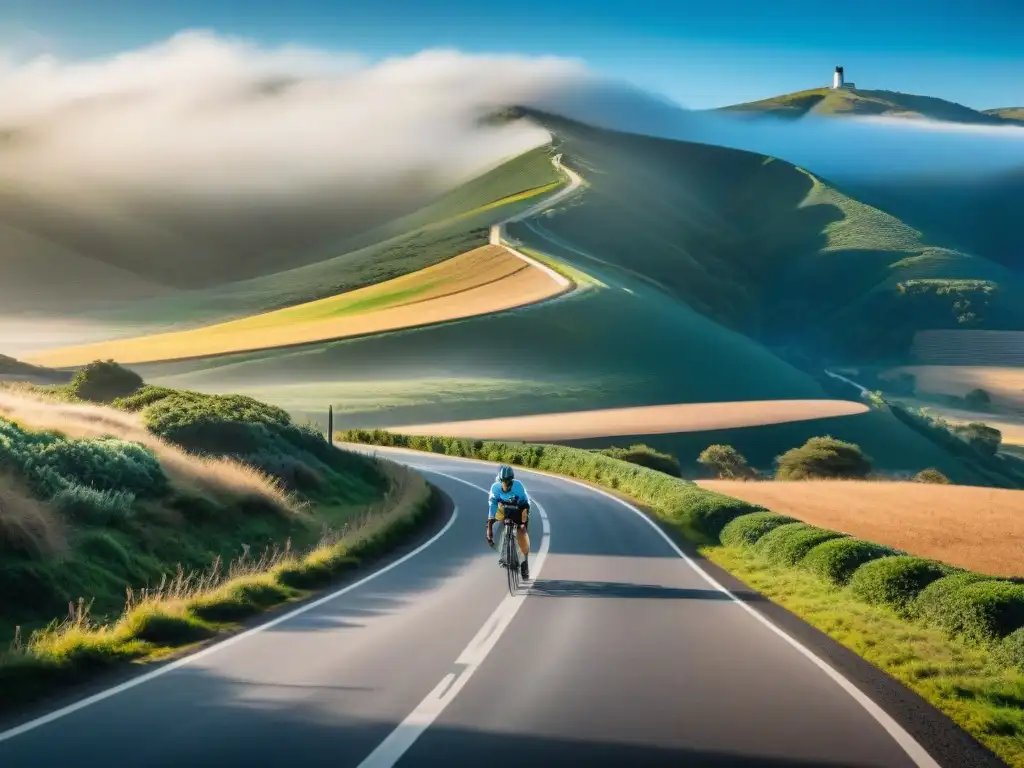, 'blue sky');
3,0,1022,110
